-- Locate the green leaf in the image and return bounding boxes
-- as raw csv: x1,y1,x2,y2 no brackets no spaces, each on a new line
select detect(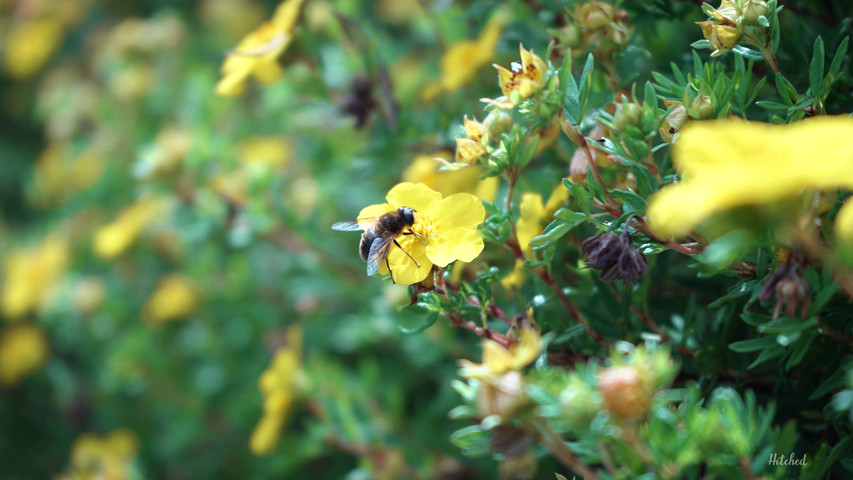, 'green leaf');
747,346,785,369
578,53,595,118
755,100,790,111
828,37,849,79
629,164,656,198
810,36,825,99
732,45,764,61
784,333,815,370
566,179,592,215
517,134,540,169
774,74,796,105
729,335,778,352
809,368,847,400
530,212,587,251
611,188,646,214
